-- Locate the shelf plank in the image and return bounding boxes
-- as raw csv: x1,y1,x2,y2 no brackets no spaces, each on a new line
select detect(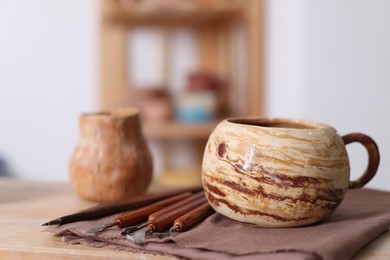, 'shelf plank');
143,120,219,140
102,3,243,25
